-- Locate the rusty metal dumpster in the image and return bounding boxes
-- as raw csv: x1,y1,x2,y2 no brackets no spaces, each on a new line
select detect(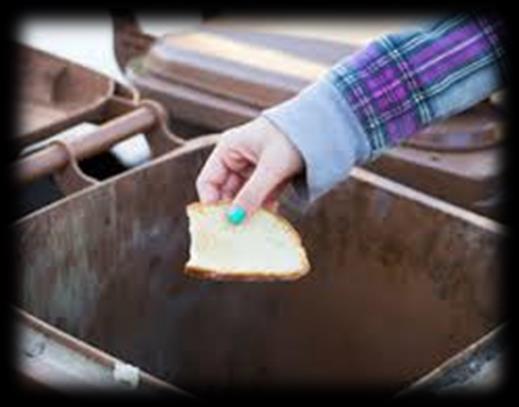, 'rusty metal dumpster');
14,130,504,396
13,27,506,397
